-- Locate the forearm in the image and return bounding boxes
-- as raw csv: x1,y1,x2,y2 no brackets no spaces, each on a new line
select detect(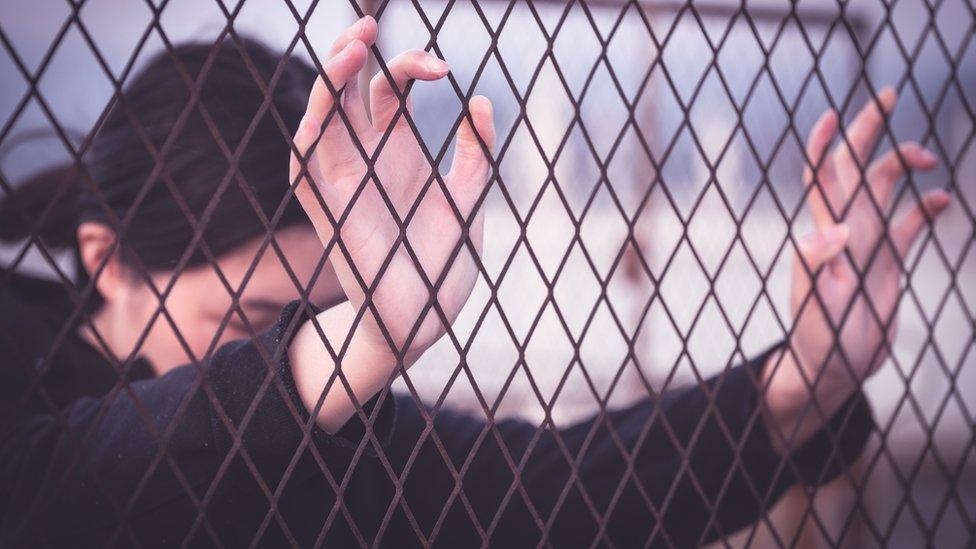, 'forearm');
761,346,859,455
466,351,867,547
1,366,224,541
288,301,417,433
